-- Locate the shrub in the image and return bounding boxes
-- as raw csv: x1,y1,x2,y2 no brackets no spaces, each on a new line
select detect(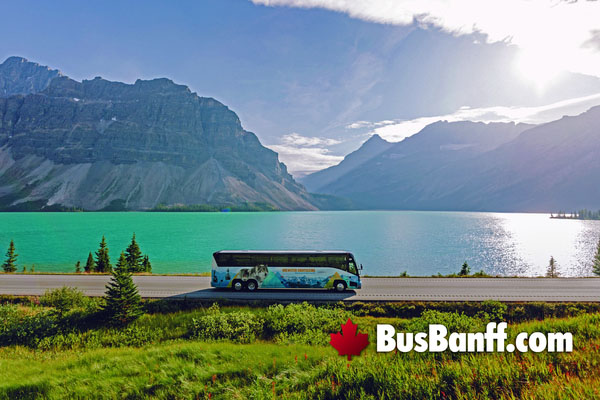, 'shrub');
264,302,351,344
0,310,60,347
407,310,485,334
190,311,263,343
0,304,22,336
39,287,87,314
99,325,164,347
476,300,507,322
